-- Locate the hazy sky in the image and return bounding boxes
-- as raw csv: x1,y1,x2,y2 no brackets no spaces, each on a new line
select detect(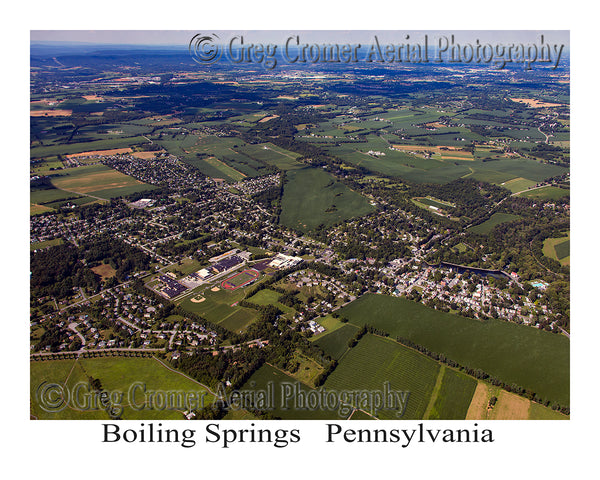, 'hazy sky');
30,30,569,47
